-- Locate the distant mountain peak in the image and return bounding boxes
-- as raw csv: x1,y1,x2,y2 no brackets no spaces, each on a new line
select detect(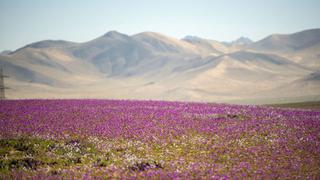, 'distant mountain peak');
183,35,203,41
222,36,253,46
103,31,128,38
250,28,320,52
133,31,170,39
12,40,76,53
232,36,253,45
292,28,320,36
